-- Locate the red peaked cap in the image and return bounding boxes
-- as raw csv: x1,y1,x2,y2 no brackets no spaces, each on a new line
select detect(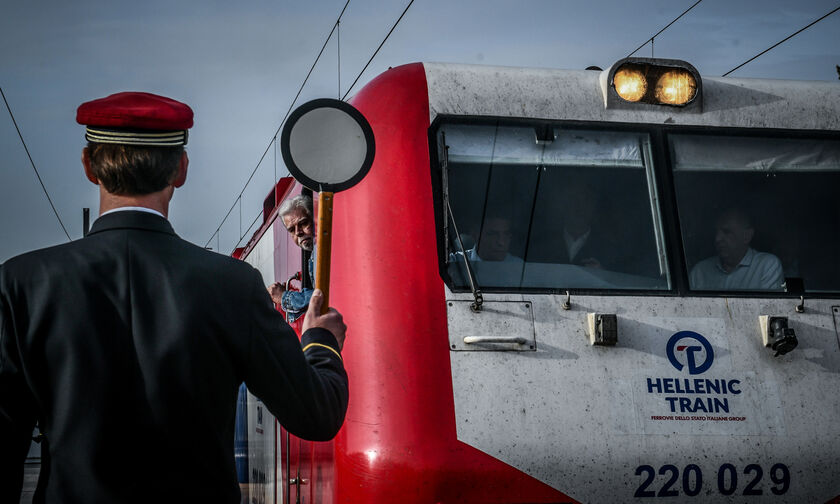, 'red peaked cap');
76,92,193,130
